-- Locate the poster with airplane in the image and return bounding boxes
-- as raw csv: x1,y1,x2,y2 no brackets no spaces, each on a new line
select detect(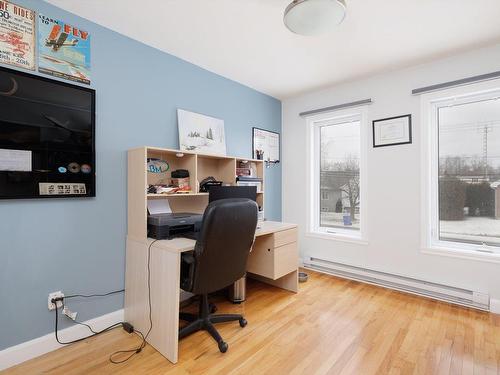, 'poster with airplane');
0,0,35,70
38,14,91,84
